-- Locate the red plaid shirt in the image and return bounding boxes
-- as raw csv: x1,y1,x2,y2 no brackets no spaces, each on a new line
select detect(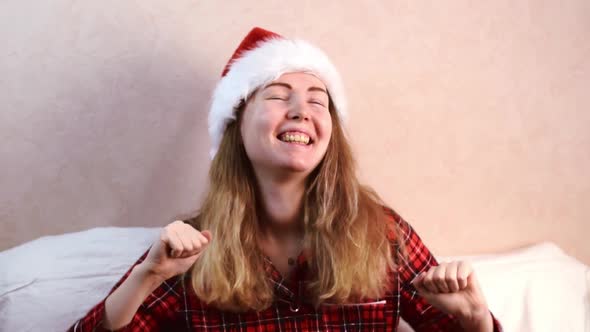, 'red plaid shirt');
68,208,502,331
